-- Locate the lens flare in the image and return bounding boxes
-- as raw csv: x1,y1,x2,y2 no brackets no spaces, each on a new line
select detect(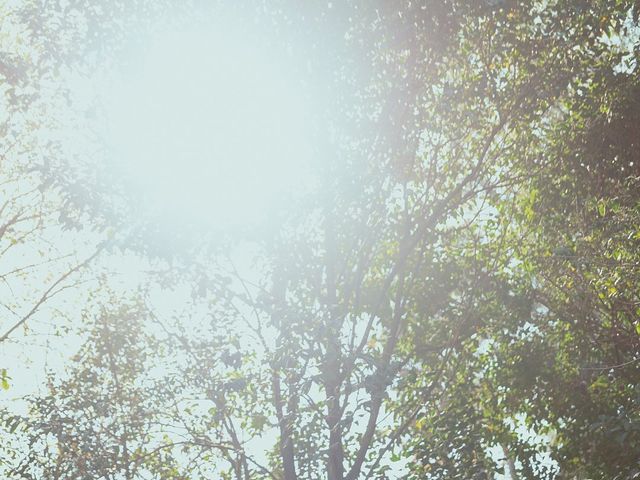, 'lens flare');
105,22,314,230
